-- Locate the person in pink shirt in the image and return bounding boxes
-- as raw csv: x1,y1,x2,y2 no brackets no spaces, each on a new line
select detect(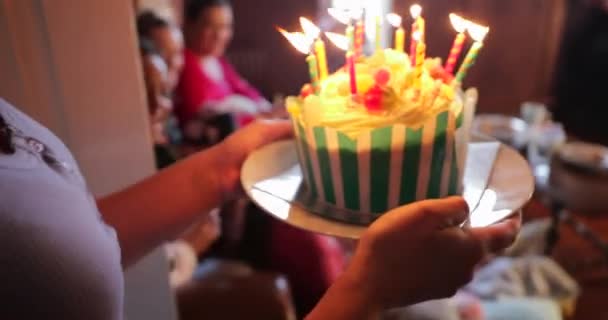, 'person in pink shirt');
178,1,346,314
176,0,271,139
